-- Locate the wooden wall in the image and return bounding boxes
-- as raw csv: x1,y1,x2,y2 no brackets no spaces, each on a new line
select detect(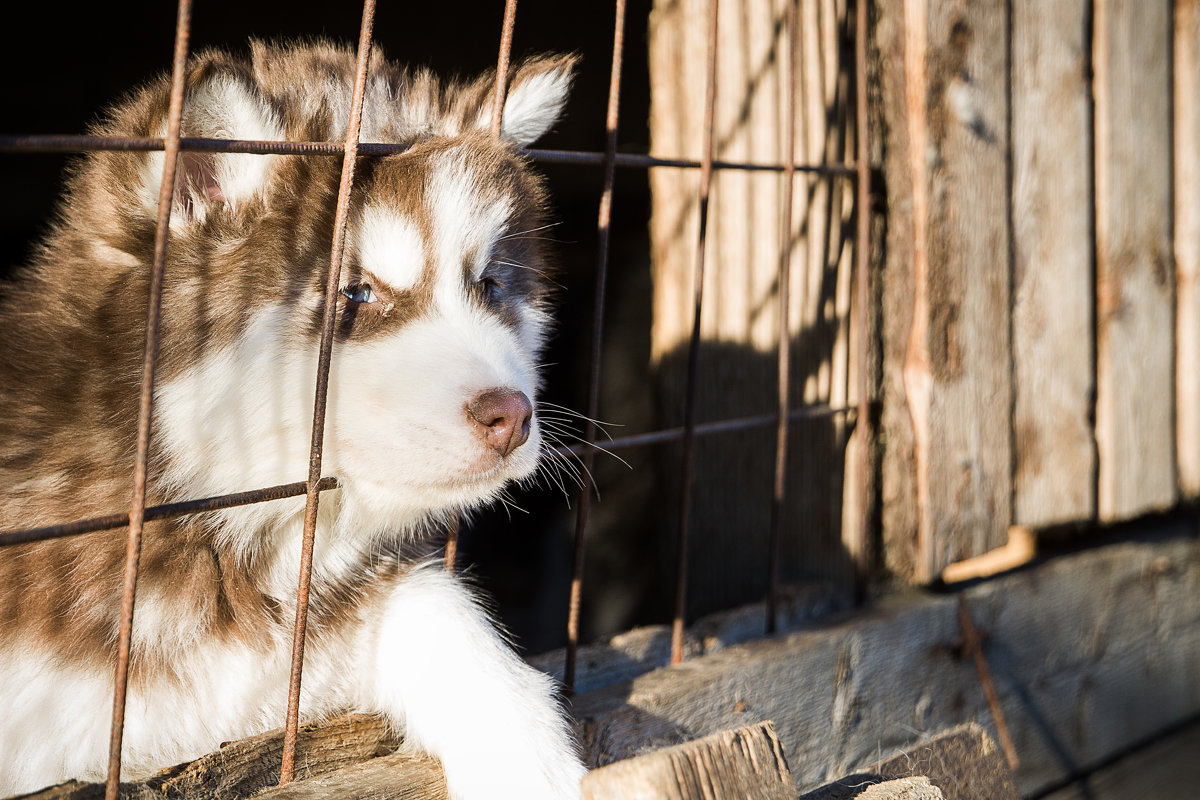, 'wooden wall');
877,0,1199,582
647,0,1197,590
648,0,861,612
